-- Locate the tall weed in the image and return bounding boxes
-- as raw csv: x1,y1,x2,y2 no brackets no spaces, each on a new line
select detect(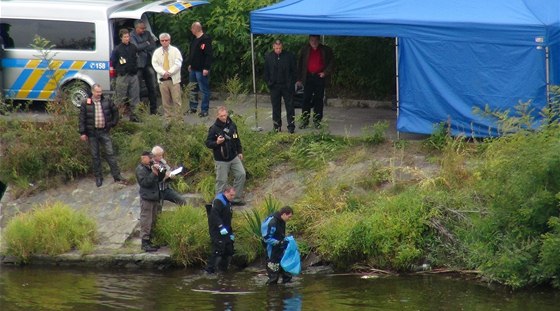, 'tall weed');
2,202,96,262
